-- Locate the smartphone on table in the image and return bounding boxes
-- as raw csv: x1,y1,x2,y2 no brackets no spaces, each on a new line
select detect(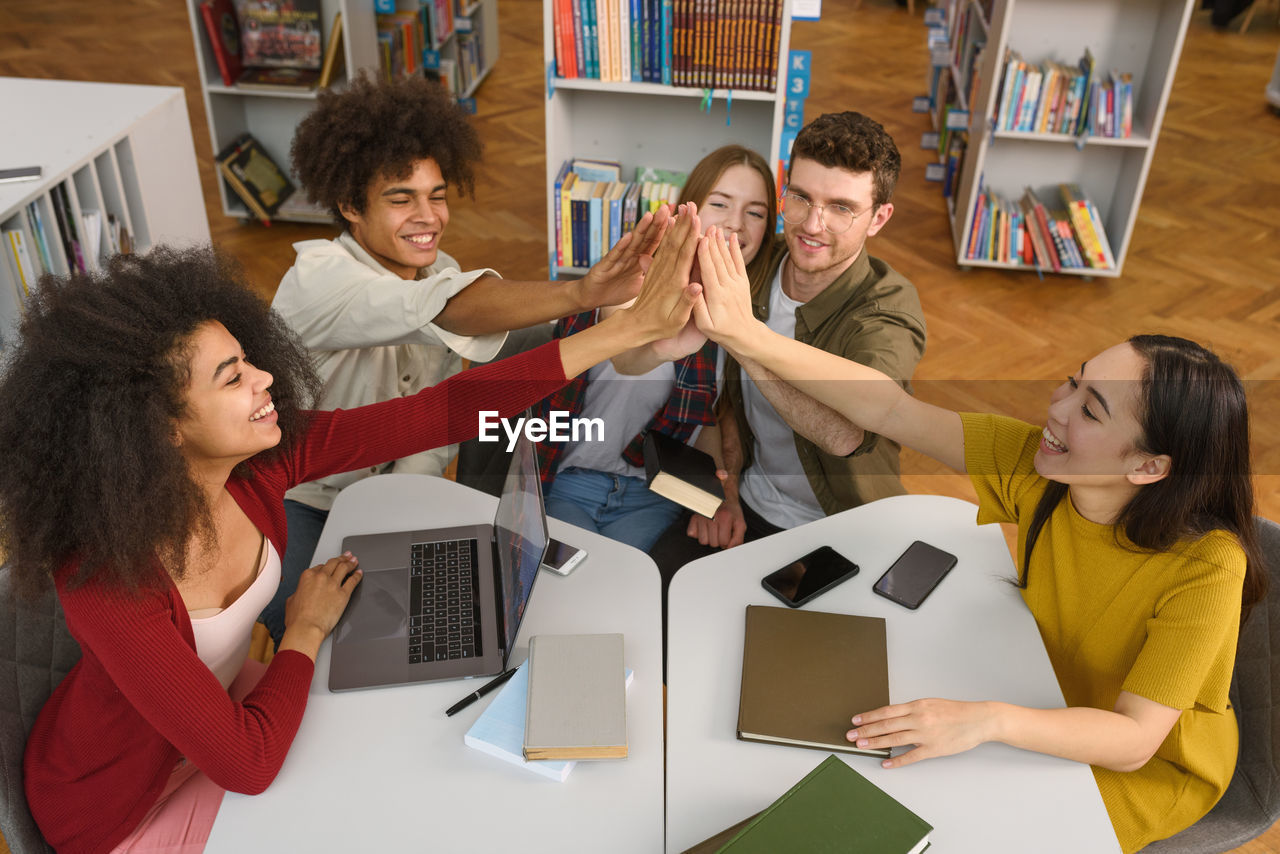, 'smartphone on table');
761,546,860,608
539,538,588,575
872,540,958,610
